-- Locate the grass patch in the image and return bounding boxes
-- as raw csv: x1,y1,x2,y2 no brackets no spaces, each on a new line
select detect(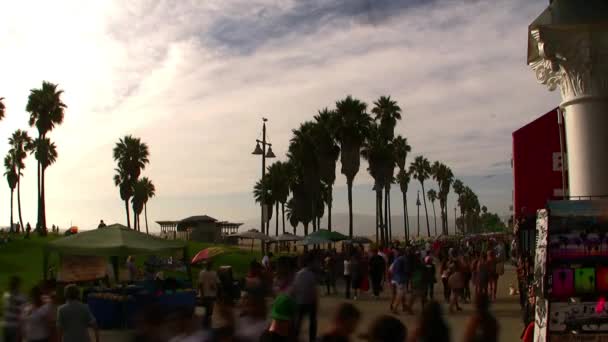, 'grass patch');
0,234,262,316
